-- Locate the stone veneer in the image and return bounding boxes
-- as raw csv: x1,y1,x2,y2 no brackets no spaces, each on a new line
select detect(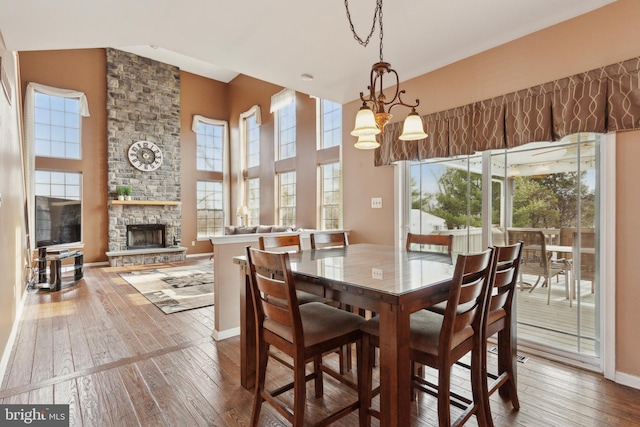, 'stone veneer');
106,48,183,264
